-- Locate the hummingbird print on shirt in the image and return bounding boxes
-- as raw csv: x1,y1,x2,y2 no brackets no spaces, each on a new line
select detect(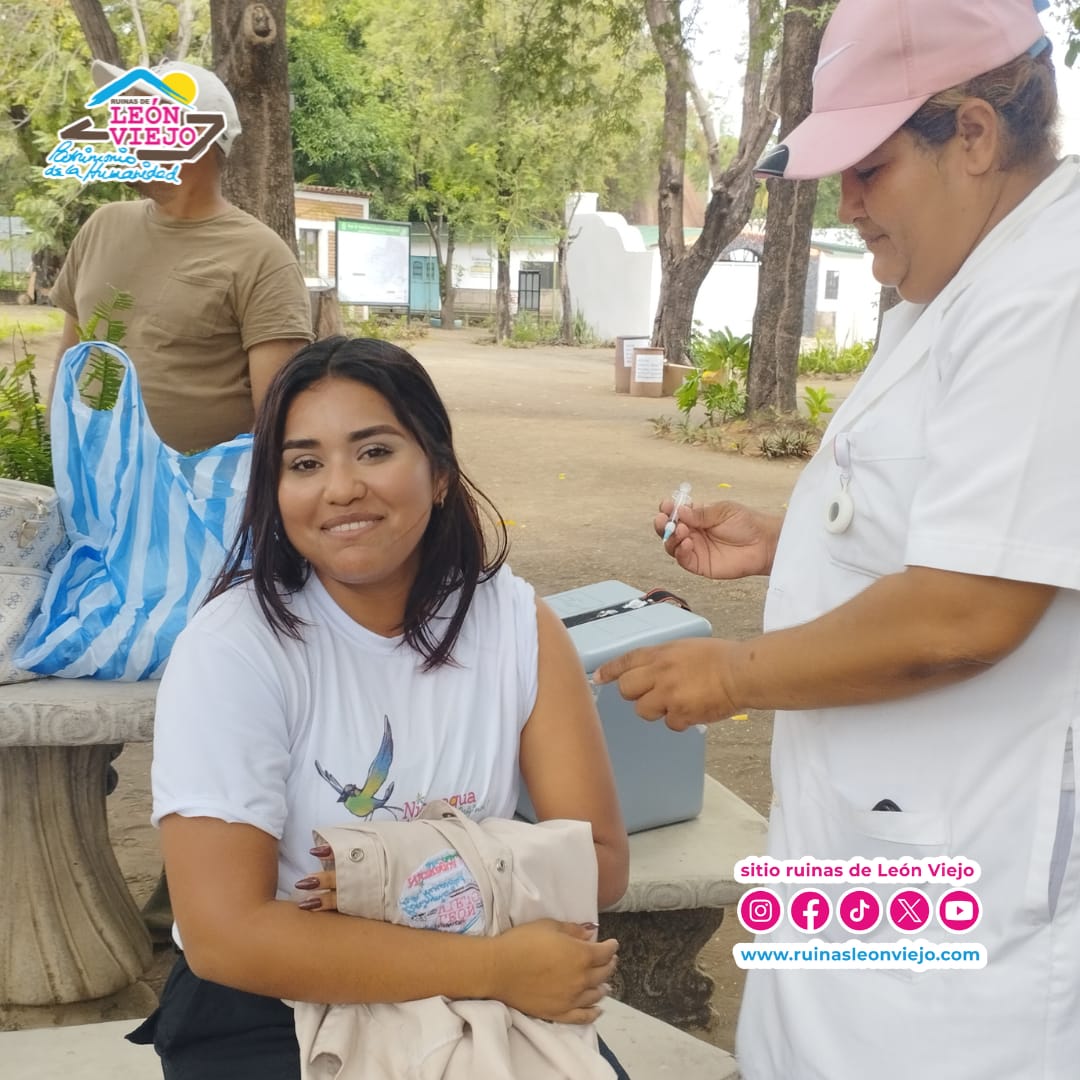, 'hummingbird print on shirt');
315,715,400,820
